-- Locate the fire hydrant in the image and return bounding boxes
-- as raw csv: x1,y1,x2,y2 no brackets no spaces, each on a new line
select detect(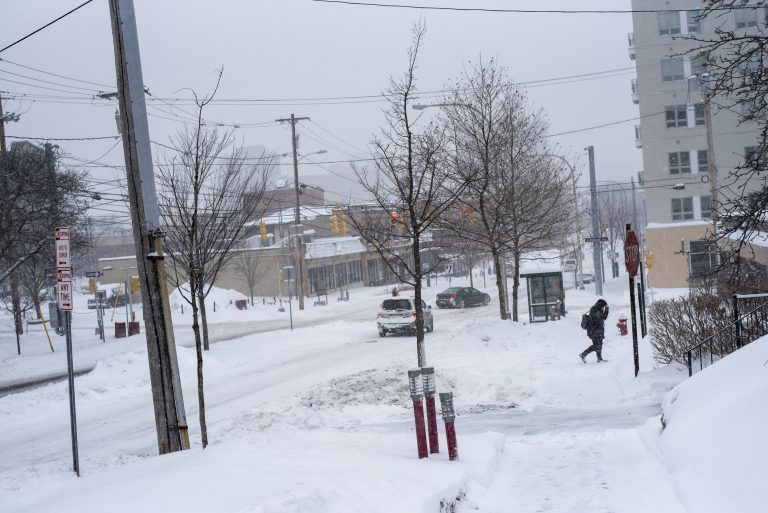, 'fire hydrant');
617,314,628,336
